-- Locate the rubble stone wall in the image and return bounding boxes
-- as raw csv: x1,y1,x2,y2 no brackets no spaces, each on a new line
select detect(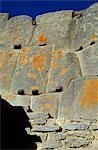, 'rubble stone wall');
0,3,98,149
